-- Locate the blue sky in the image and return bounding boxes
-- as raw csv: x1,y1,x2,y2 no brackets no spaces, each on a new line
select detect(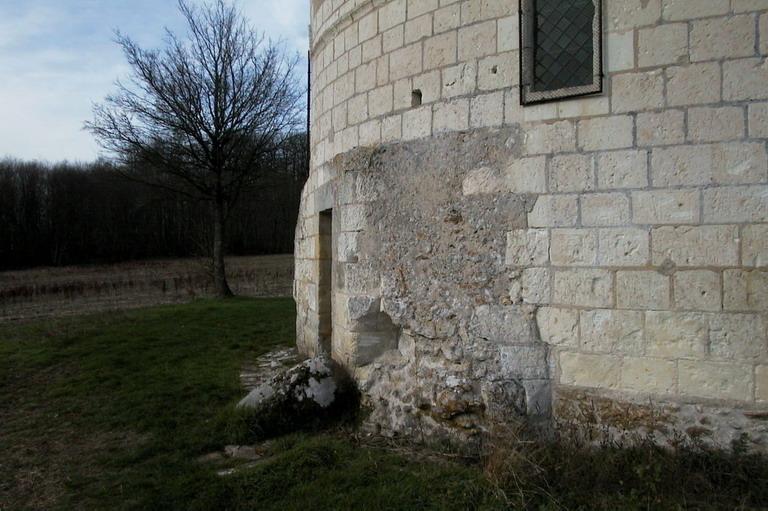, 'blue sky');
0,0,309,162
